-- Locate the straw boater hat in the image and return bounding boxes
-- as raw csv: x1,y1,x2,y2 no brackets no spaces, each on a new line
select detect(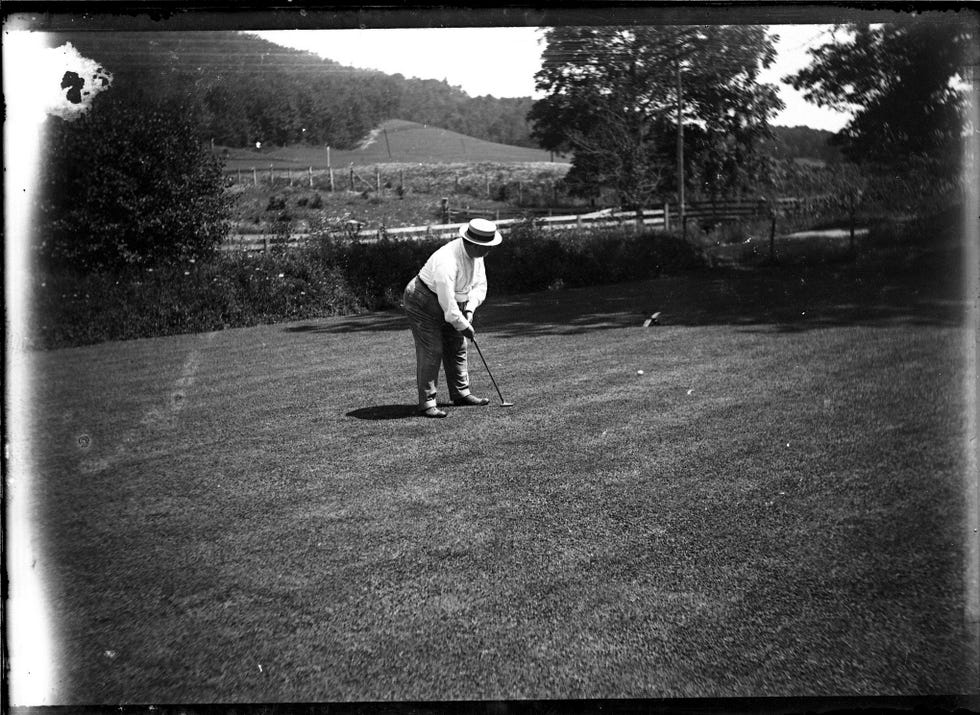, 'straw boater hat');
459,218,502,247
